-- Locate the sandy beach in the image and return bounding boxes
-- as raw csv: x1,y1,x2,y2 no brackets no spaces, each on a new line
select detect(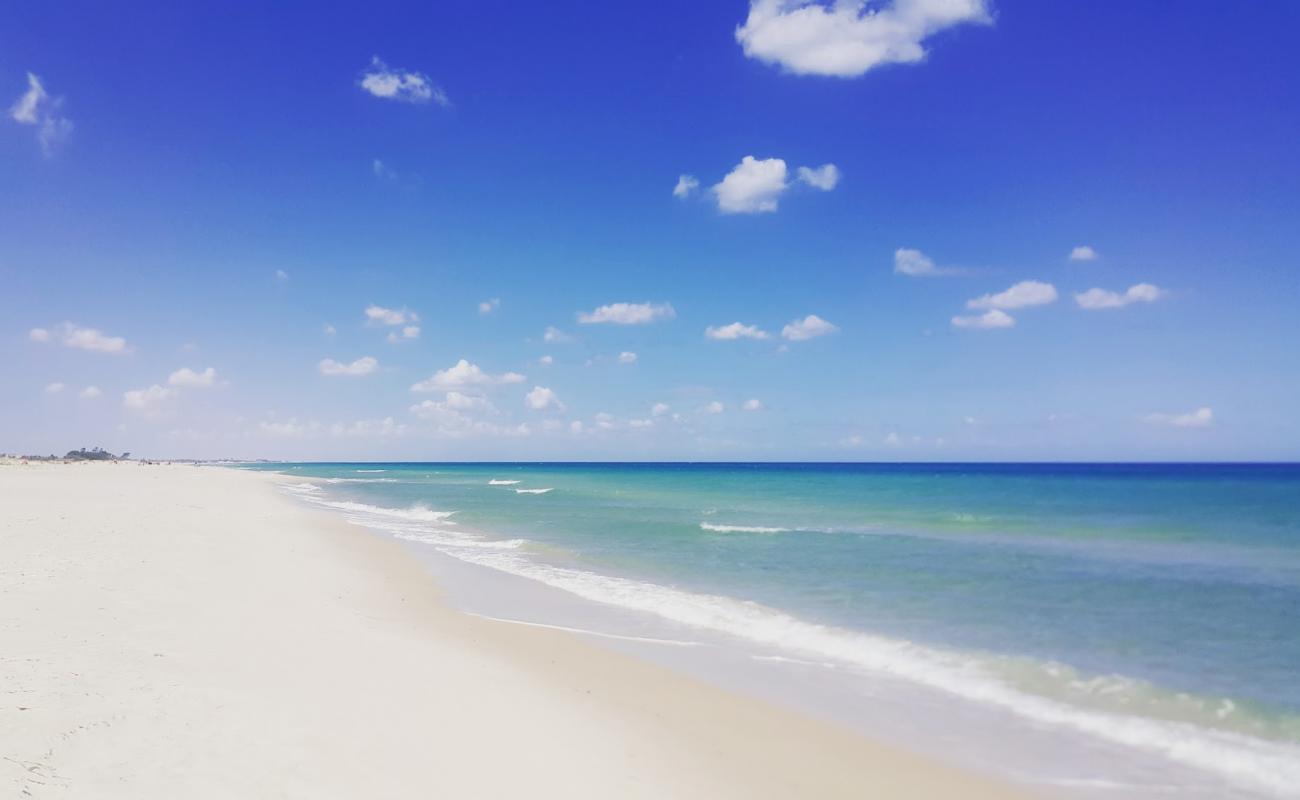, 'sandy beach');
0,462,1033,798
